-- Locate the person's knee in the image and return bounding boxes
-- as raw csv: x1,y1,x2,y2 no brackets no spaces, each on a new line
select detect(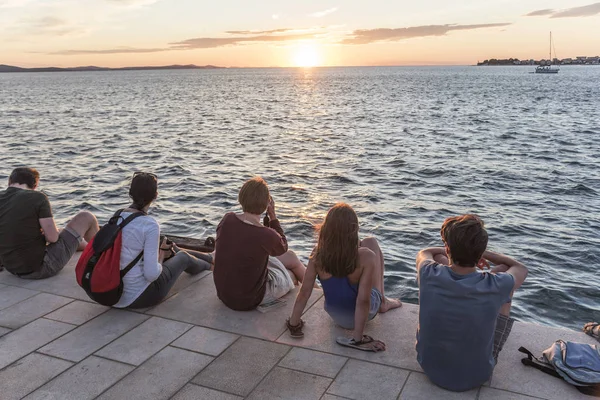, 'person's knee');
69,211,97,228
77,211,97,225
361,237,379,249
